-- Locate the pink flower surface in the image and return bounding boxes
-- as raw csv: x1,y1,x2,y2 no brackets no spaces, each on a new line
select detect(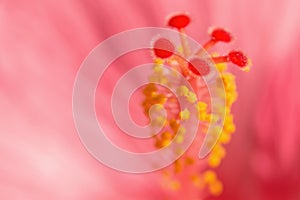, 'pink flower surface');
1,0,300,199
